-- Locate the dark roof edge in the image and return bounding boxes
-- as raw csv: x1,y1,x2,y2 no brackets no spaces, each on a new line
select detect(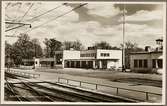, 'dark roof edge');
130,51,163,55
